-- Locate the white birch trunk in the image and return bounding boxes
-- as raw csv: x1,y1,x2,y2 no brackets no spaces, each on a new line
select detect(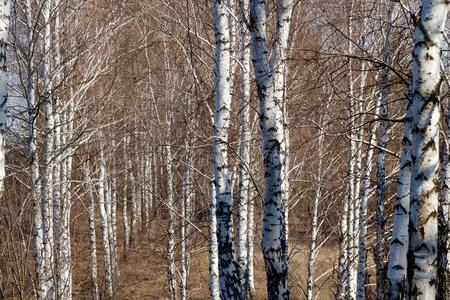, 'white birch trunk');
237,0,251,296
209,179,220,300
337,193,349,300
84,161,99,300
0,0,9,201
53,109,62,298
180,140,192,300
97,147,113,297
165,141,178,300
247,175,256,300
408,1,448,298
346,4,359,297
110,140,118,279
135,169,142,232
52,8,64,297
211,0,240,296
146,151,153,213
374,16,392,299
58,101,74,300
130,172,137,247
135,134,143,232
122,134,130,256
143,149,151,228
104,169,114,287
386,94,413,299
249,0,293,297
26,0,43,293
356,101,381,300
41,0,55,296
347,154,356,300
306,126,325,300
